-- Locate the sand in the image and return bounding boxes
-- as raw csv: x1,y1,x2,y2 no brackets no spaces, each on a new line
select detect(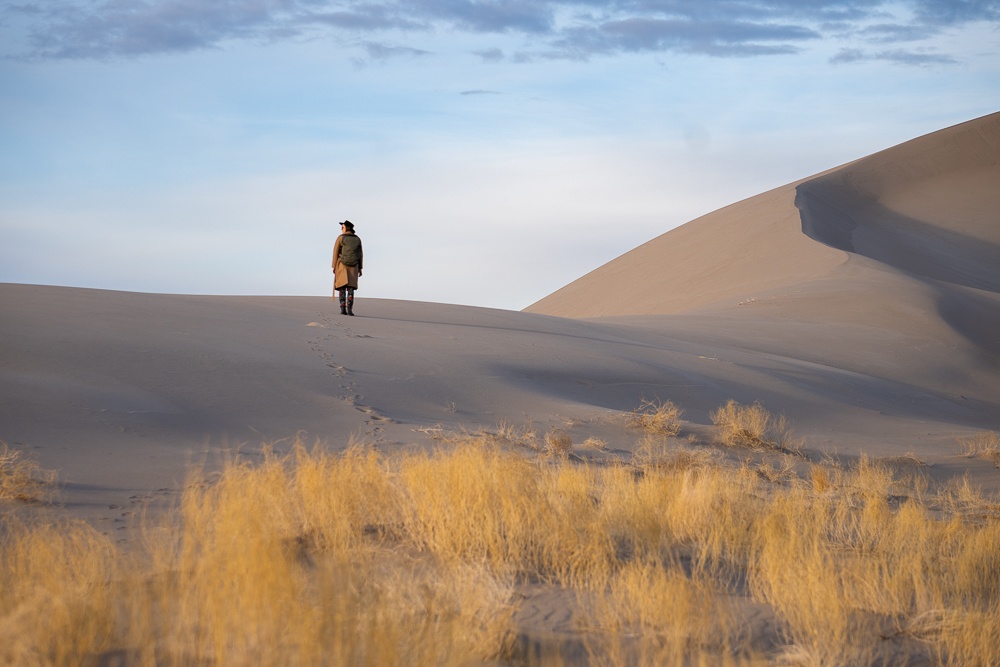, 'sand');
2,112,999,660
